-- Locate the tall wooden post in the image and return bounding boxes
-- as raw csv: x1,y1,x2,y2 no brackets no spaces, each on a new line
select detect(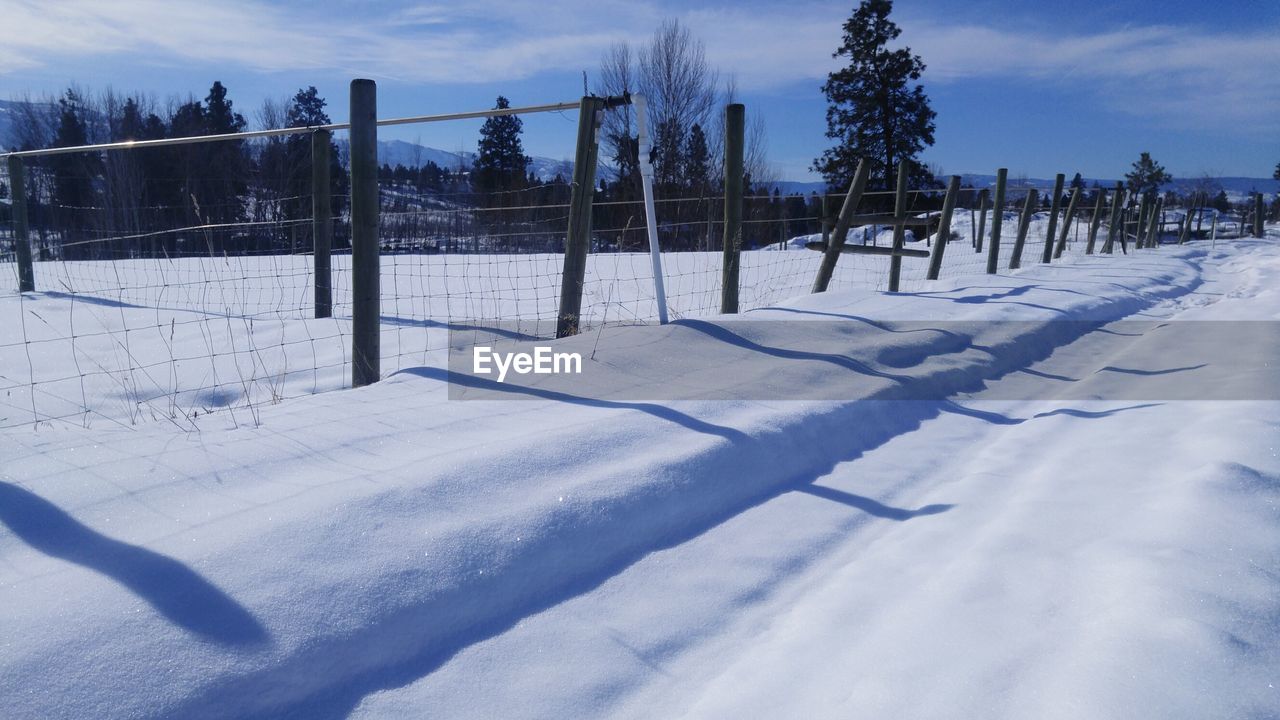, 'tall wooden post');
813,157,870,293
1256,193,1266,238
350,78,380,387
1085,188,1105,255
1102,185,1124,254
986,168,1007,274
1053,187,1080,259
887,161,910,292
556,96,606,337
720,103,745,313
1009,188,1038,270
926,175,961,280
7,156,34,292
1147,197,1163,247
974,188,989,253
1141,193,1152,249
820,193,830,250
312,129,333,319
1040,173,1064,264
1178,200,1193,245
